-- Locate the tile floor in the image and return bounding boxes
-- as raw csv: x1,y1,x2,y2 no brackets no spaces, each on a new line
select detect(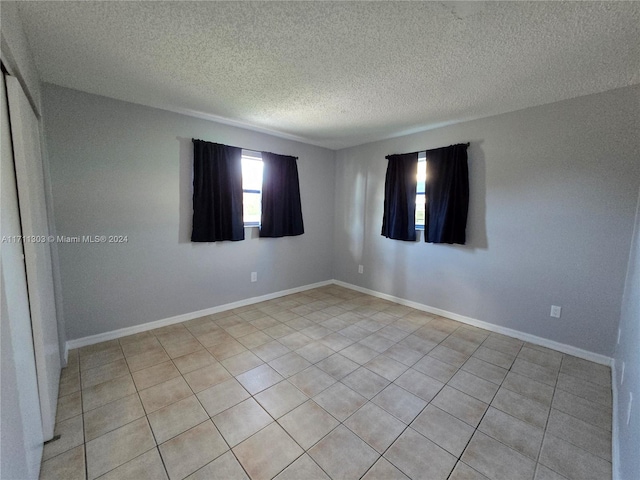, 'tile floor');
40,285,613,480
